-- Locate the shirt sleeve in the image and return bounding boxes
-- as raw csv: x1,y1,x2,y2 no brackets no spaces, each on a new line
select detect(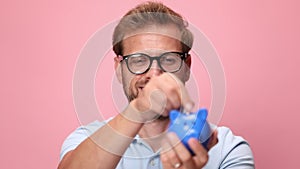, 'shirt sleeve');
218,127,255,169
220,142,255,169
59,120,105,161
